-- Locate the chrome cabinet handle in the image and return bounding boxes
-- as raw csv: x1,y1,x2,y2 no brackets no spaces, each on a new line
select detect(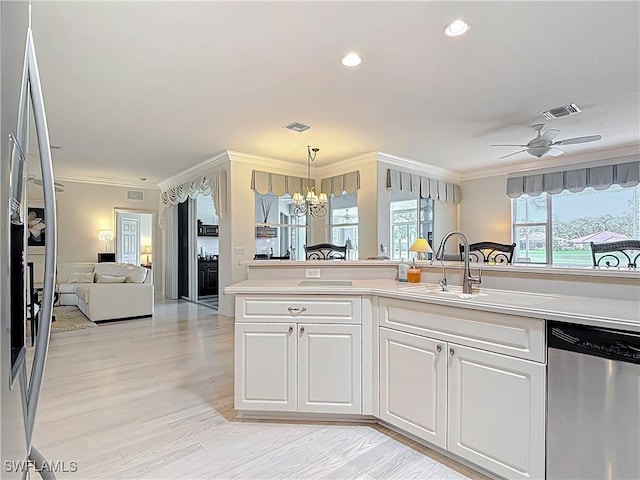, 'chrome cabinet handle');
300,326,305,335
288,326,293,334
449,347,455,356
436,344,442,353
287,306,307,315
